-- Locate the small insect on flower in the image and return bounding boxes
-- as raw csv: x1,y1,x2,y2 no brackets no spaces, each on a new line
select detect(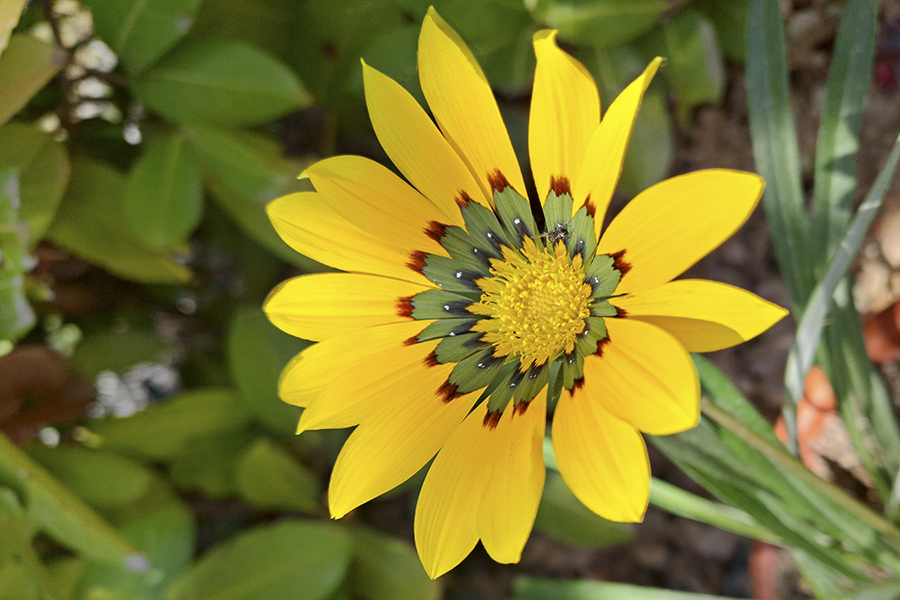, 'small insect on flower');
263,7,788,580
